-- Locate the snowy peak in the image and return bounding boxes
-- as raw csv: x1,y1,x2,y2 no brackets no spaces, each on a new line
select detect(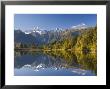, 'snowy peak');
24,31,31,34
71,23,88,30
32,26,41,34
24,26,46,35
51,27,63,33
32,30,42,35
22,23,88,35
